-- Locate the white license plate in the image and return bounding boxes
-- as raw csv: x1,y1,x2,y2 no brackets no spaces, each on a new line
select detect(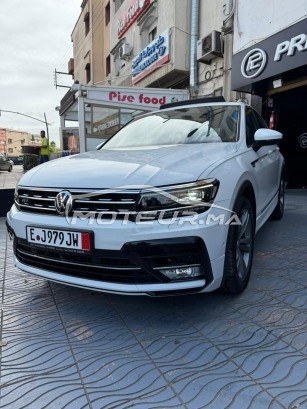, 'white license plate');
26,226,91,251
